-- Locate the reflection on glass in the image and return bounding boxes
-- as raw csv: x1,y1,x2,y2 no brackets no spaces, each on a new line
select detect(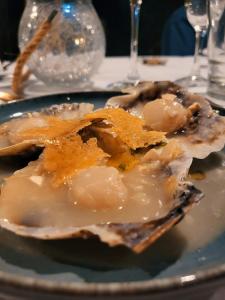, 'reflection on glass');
19,0,106,88
207,0,225,98
176,0,208,89
108,0,142,90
